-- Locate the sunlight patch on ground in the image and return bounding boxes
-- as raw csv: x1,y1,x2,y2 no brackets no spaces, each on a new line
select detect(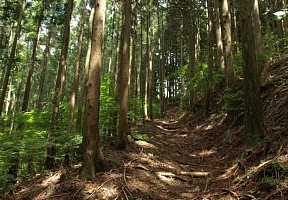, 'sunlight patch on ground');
96,185,118,199
194,113,226,132
135,140,157,149
41,171,62,187
154,119,179,125
85,184,118,199
190,149,216,158
155,125,178,132
155,172,178,185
